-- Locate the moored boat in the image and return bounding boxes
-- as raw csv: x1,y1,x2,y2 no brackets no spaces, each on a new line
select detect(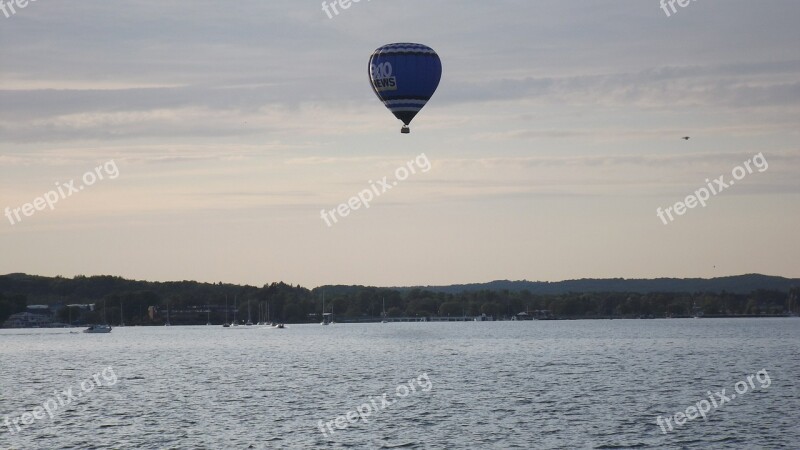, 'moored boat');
83,324,112,333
